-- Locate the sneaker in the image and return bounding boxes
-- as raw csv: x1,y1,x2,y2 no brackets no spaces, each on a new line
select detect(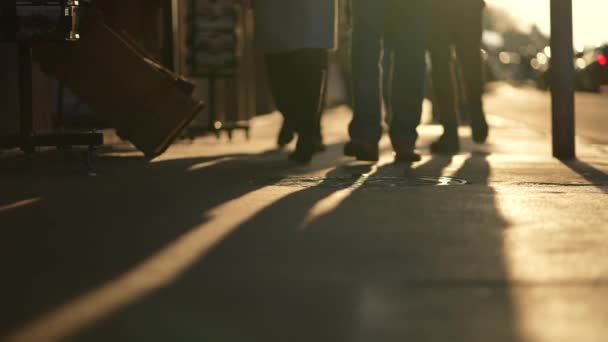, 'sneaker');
344,140,379,162
430,134,460,155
